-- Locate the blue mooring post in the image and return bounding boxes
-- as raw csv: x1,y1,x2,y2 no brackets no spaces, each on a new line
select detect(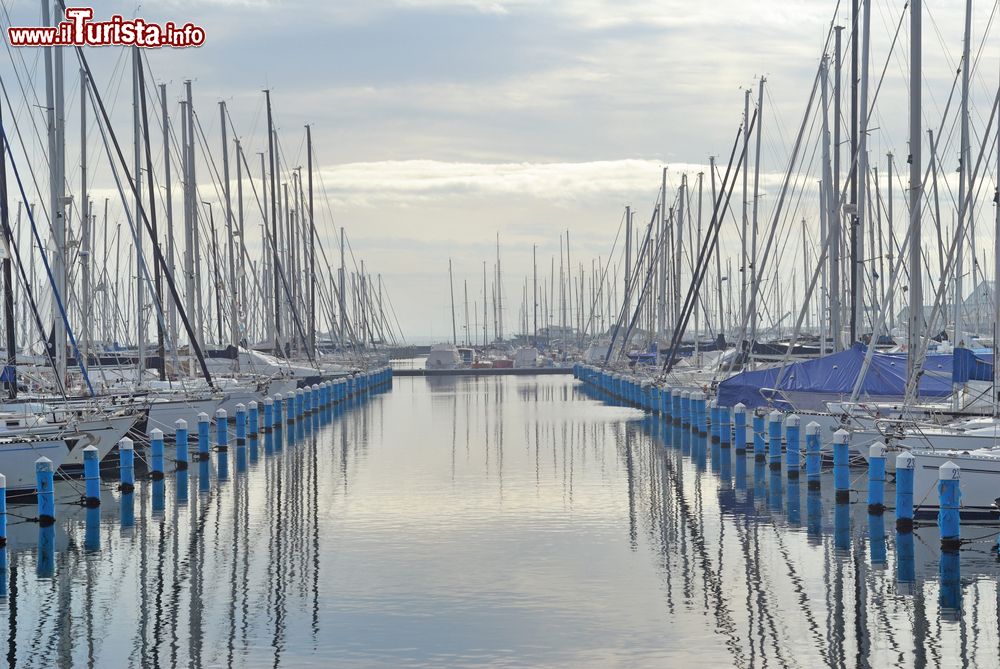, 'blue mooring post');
216,409,229,452
833,428,850,503
263,397,274,432
753,413,766,462
83,445,101,507
938,461,961,551
719,405,731,448
785,414,800,478
175,419,189,470
709,399,719,443
0,473,6,547
118,438,135,493
866,442,886,514
35,457,55,525
733,403,747,455
296,389,305,418
248,401,259,437
272,395,282,428
286,393,296,424
767,410,782,471
197,412,210,461
895,451,915,532
805,421,821,489
150,428,165,480
235,404,247,446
